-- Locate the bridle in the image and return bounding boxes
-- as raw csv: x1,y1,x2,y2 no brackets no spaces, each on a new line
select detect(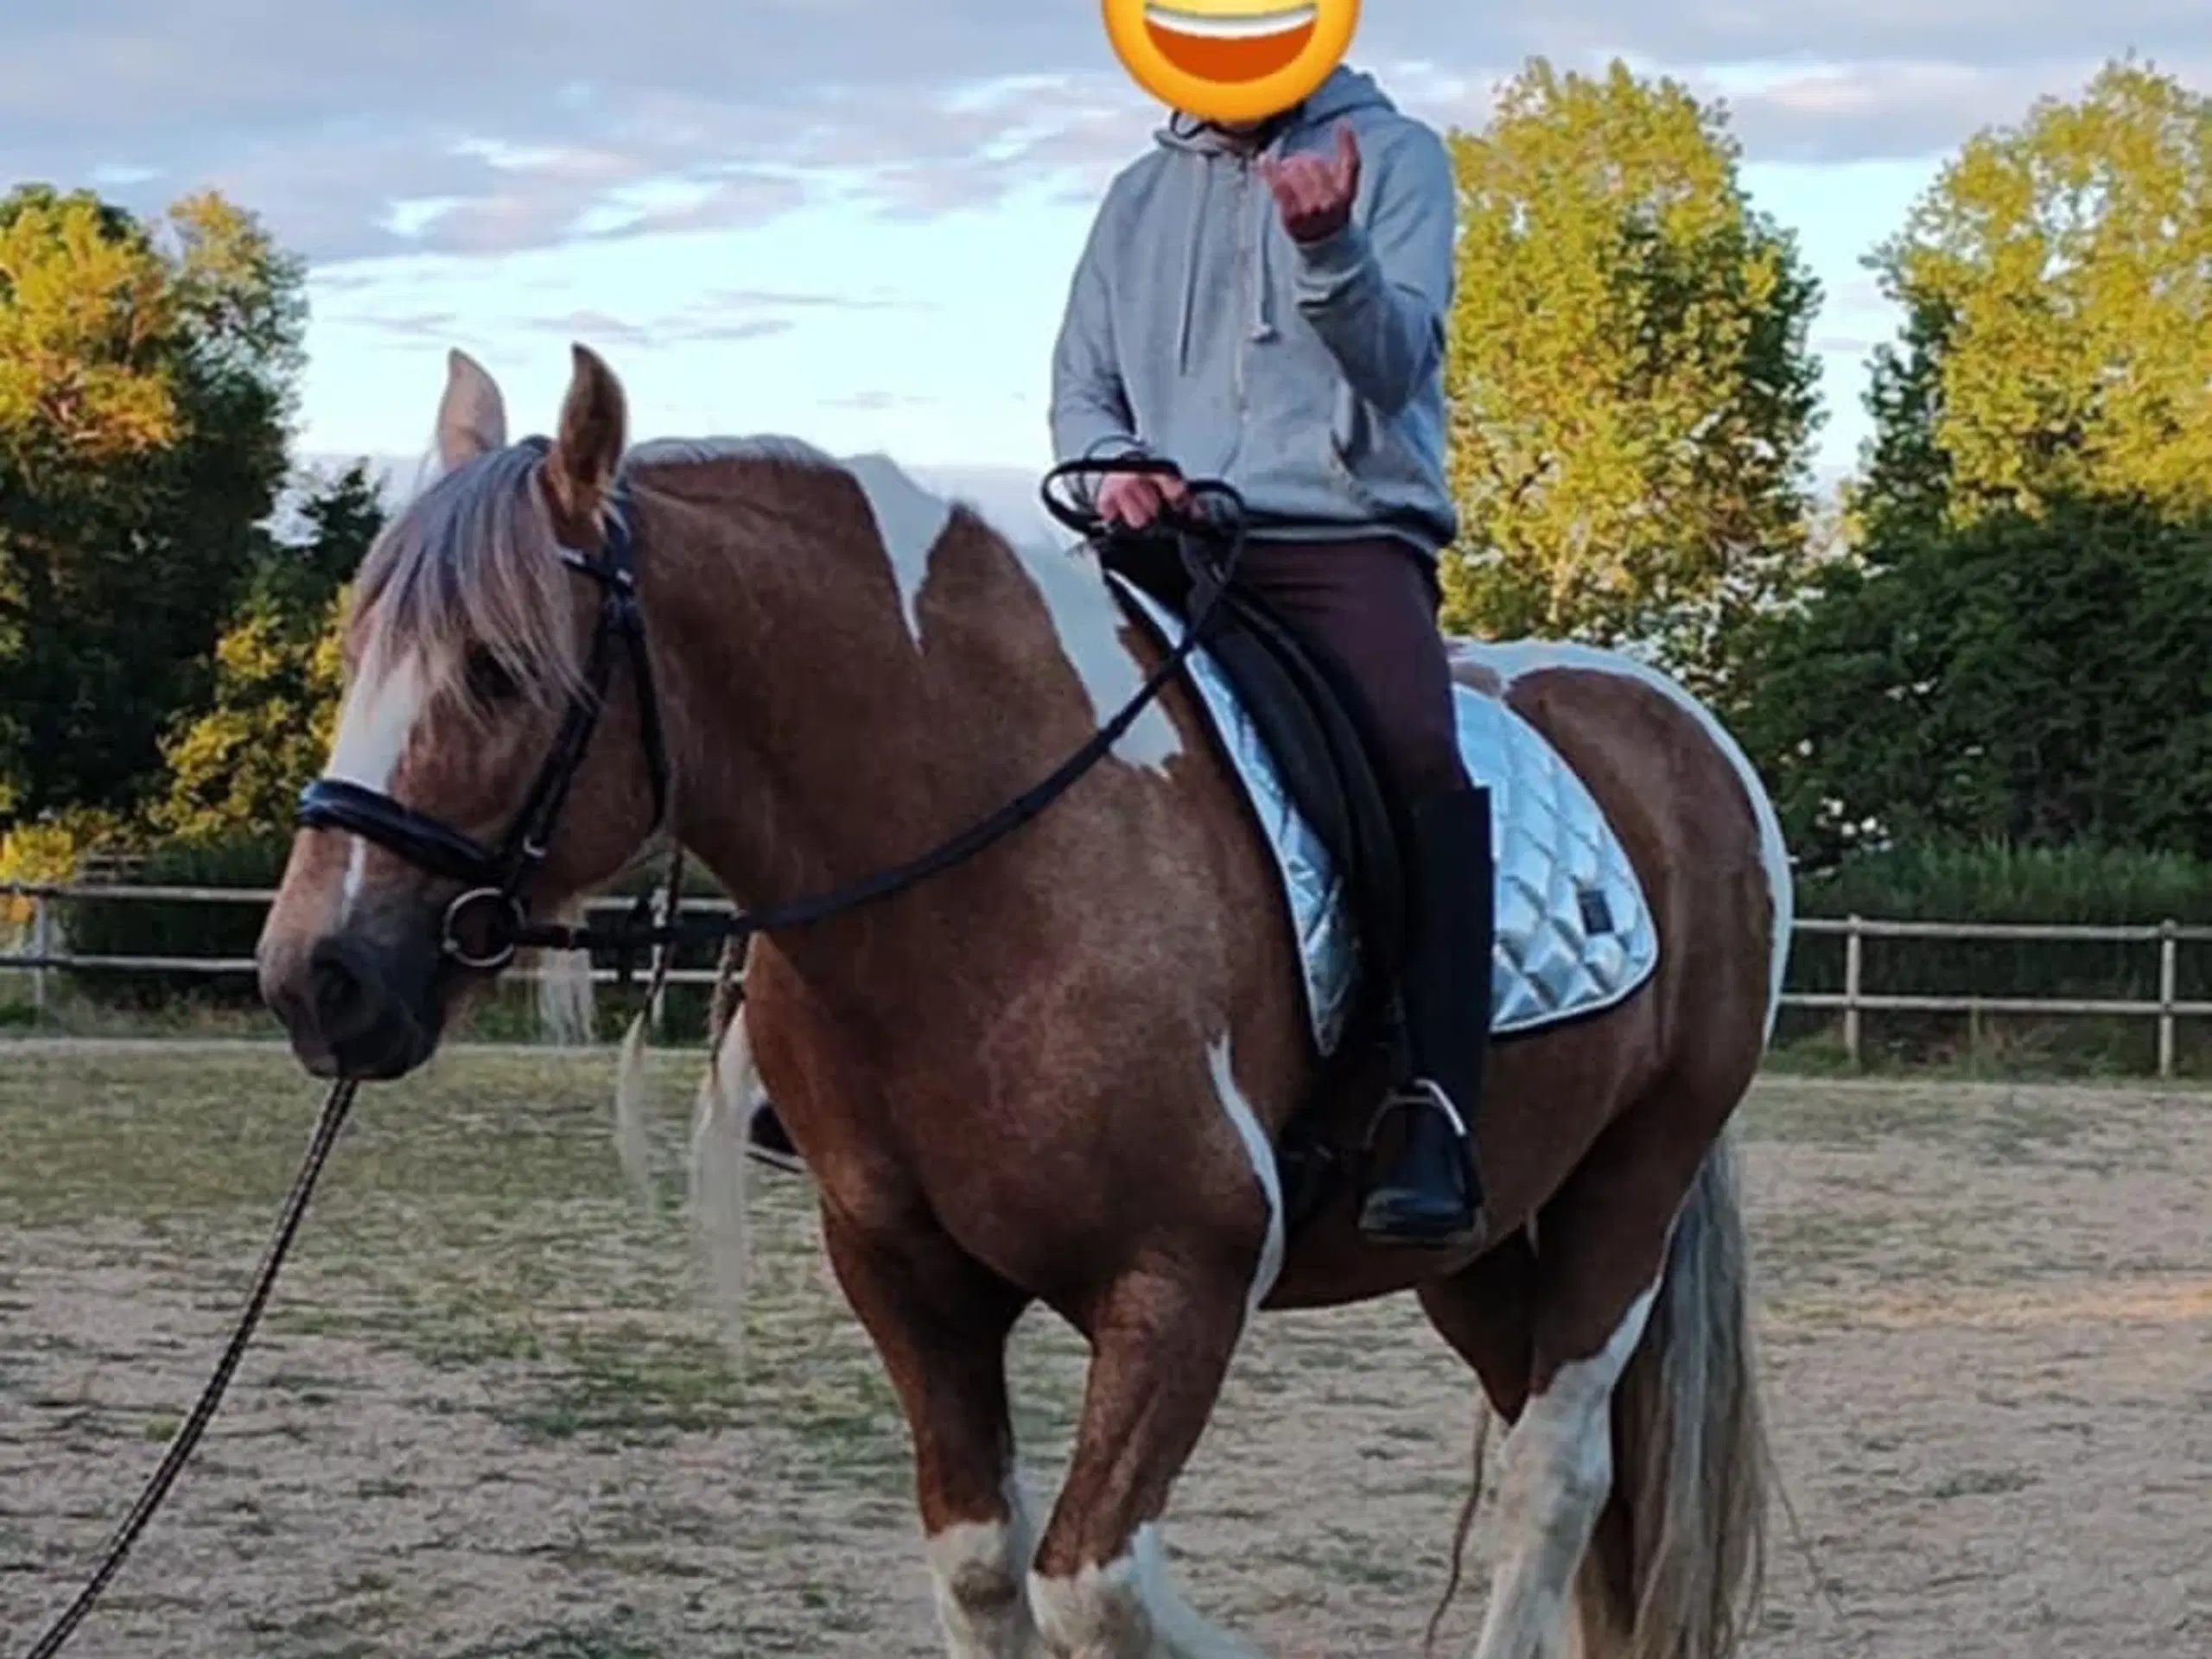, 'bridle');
296,437,672,972
292,448,1247,977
